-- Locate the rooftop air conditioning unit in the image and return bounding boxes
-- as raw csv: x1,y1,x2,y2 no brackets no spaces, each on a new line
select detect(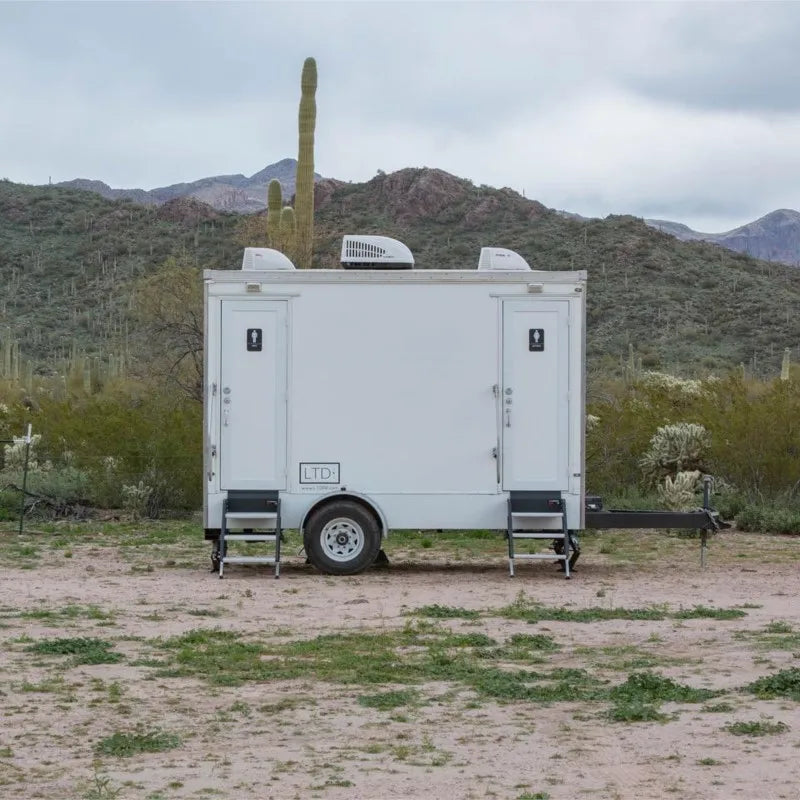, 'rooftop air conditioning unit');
242,248,296,271
340,235,414,269
477,247,532,271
